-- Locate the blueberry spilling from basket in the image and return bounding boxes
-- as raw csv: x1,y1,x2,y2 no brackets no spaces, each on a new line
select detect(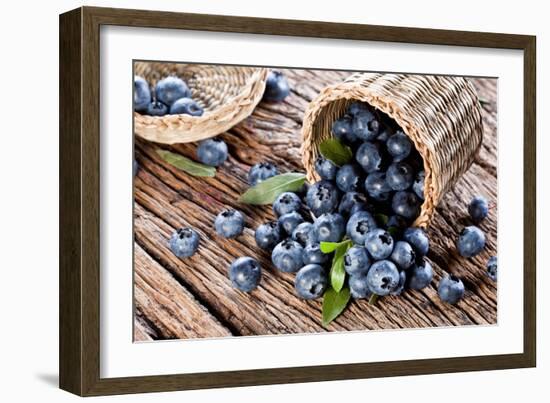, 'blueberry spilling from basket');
163,80,494,325
134,75,204,117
